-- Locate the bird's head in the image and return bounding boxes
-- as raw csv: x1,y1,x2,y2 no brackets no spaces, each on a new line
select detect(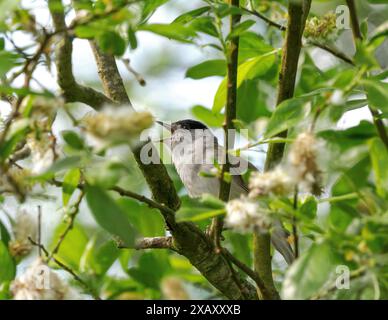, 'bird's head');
156,119,216,150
